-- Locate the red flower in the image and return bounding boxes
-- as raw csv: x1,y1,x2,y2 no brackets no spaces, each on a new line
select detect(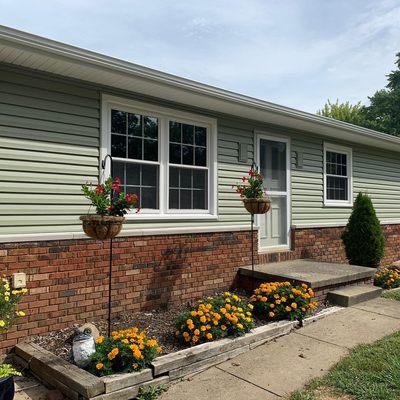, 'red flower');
95,185,103,194
242,176,247,182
